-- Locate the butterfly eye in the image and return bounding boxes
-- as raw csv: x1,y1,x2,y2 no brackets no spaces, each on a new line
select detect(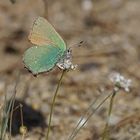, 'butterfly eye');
67,48,72,54
67,49,70,53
